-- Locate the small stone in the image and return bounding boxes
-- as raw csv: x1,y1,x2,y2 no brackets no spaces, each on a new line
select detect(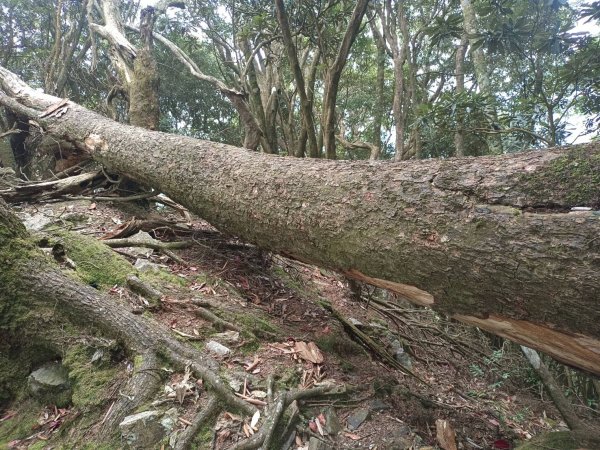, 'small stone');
223,371,260,392
124,232,157,258
134,259,166,272
91,349,104,364
20,210,55,231
348,317,363,327
206,340,231,357
211,331,240,343
346,408,370,431
323,407,342,435
120,410,168,449
28,362,72,407
390,340,412,369
160,407,179,432
308,436,334,450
